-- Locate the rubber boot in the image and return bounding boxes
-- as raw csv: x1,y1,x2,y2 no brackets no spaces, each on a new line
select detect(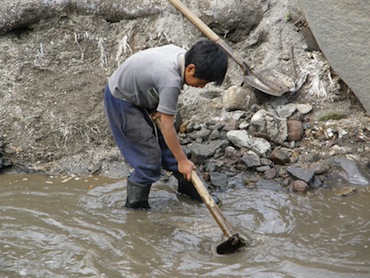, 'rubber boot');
125,179,152,209
173,171,221,206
